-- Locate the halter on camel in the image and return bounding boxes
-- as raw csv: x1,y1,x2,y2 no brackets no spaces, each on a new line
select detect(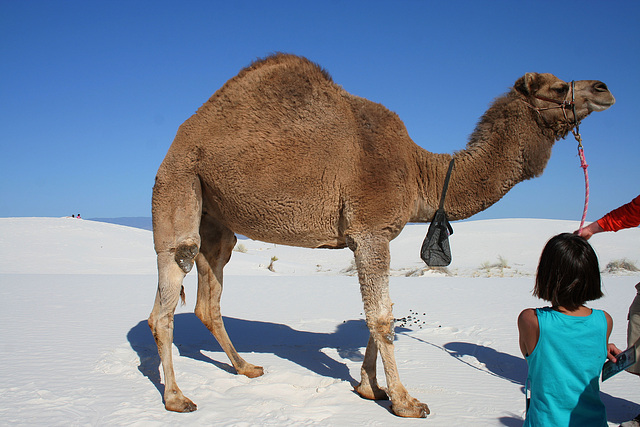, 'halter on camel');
527,81,590,234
